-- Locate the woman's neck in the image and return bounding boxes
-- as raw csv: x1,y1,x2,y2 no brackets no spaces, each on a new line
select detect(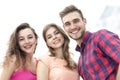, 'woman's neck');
24,56,36,74
55,48,64,59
